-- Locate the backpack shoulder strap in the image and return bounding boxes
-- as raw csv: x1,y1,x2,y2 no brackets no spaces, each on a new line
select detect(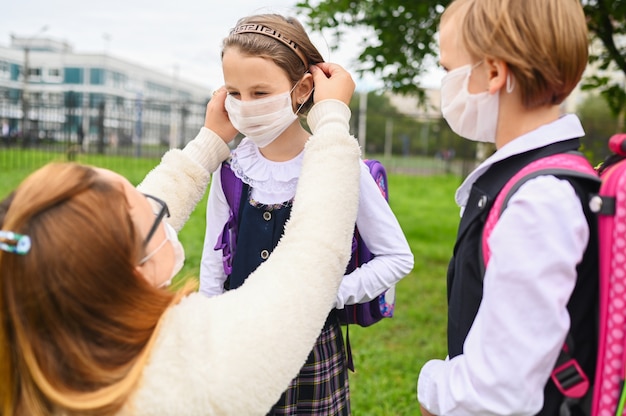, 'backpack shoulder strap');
220,160,243,218
482,152,599,266
364,159,389,202
215,161,247,275
481,151,599,400
347,159,389,274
